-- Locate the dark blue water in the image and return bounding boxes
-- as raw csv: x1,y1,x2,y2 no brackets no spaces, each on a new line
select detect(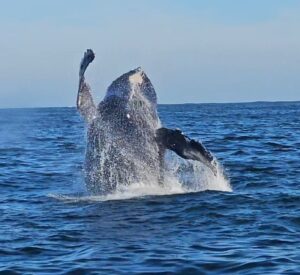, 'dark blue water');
1,102,300,274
